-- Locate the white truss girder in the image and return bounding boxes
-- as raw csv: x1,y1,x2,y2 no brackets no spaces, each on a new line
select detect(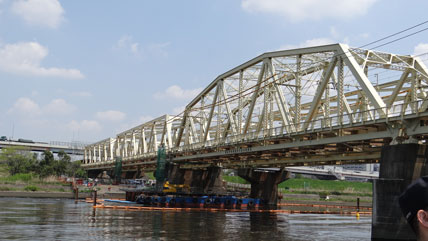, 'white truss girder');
83,43,428,168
